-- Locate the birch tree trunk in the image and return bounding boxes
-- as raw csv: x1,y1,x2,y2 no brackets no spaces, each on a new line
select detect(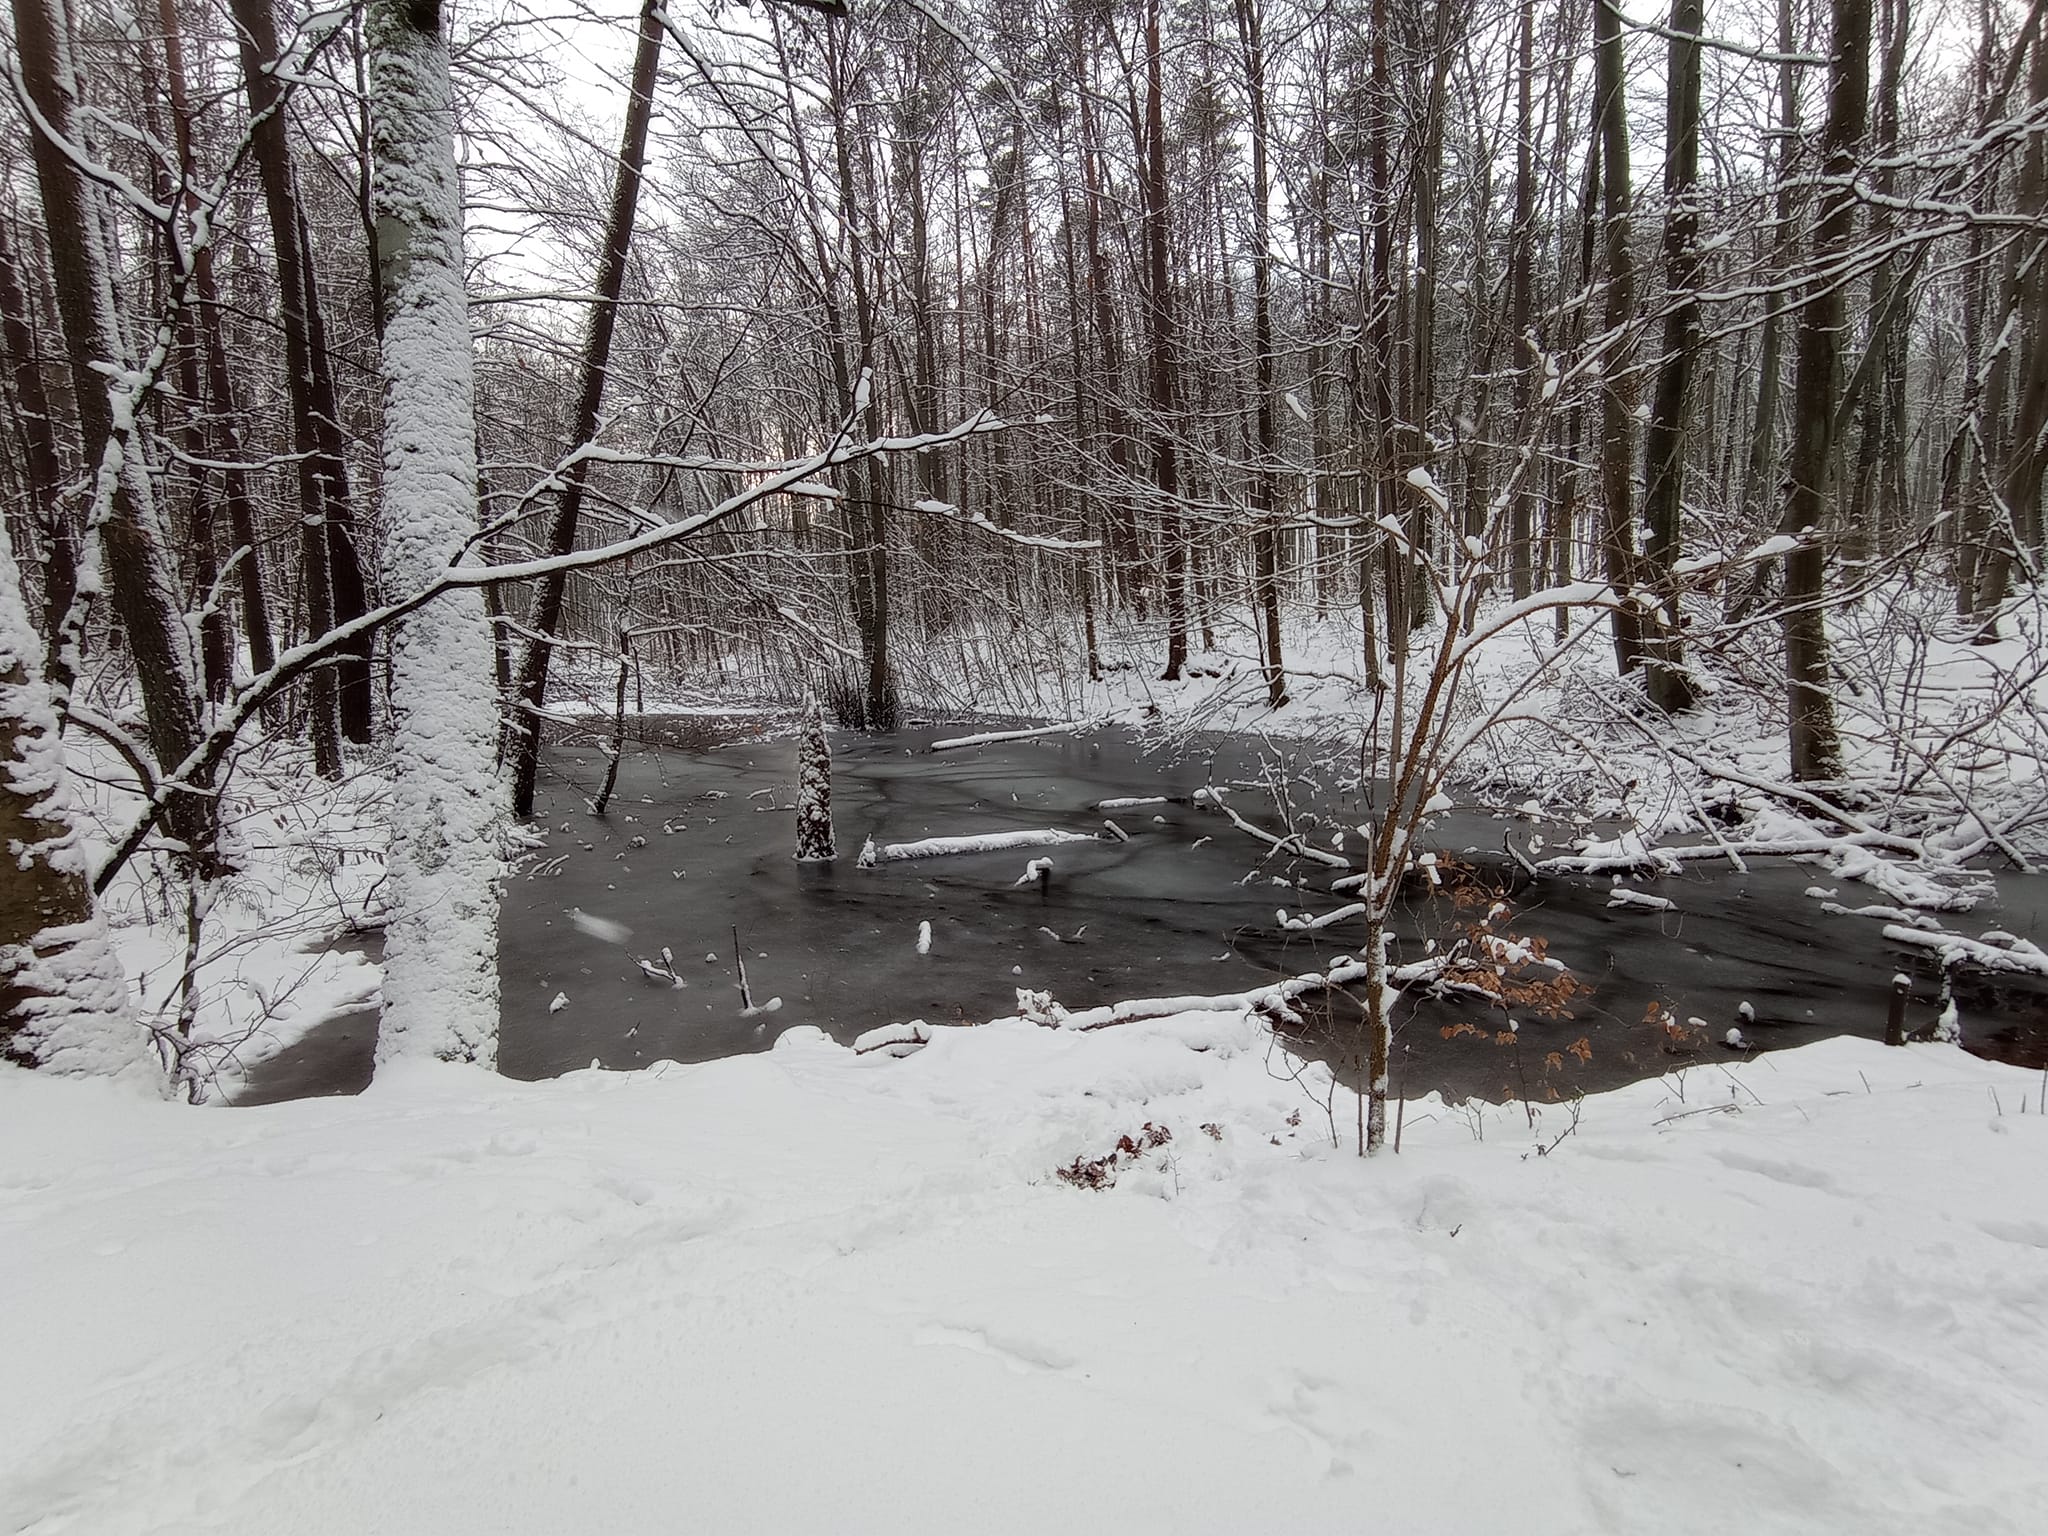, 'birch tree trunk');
368,0,504,1066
